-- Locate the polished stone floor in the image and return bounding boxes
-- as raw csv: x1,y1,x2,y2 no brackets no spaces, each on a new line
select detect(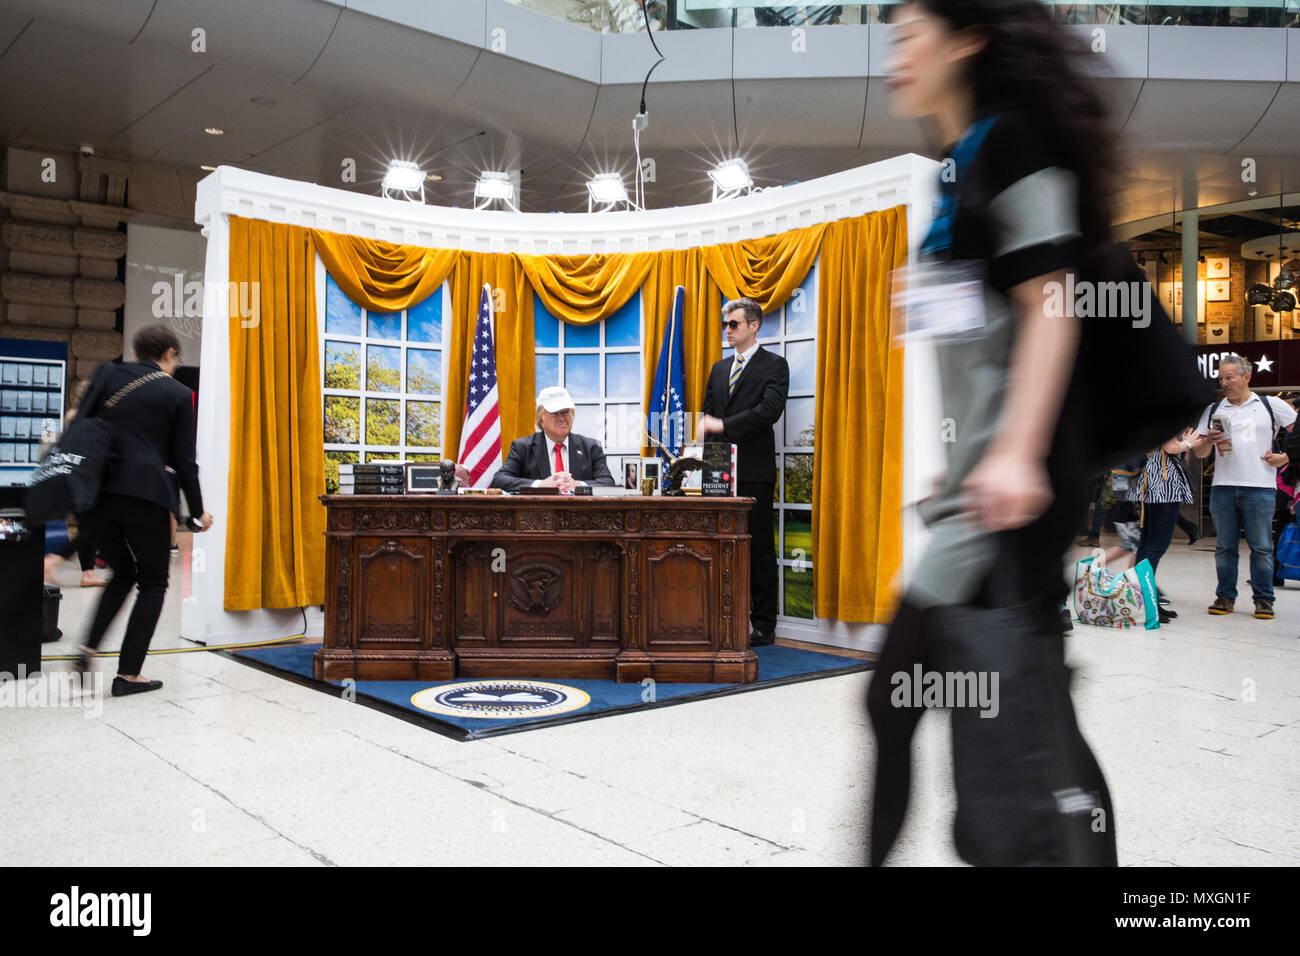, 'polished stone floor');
4,534,1297,866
